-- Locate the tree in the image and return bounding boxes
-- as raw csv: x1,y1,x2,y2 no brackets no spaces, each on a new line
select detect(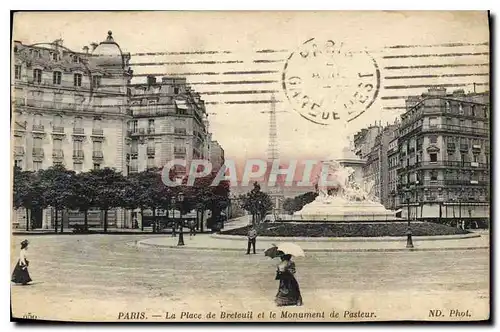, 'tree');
39,165,76,233
67,171,96,232
241,182,274,225
12,167,45,231
283,198,297,215
91,168,126,232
